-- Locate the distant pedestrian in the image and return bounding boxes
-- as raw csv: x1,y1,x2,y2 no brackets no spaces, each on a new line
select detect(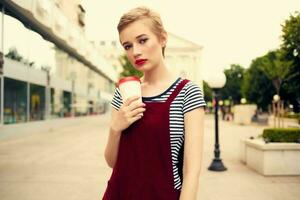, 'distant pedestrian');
102,6,206,200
